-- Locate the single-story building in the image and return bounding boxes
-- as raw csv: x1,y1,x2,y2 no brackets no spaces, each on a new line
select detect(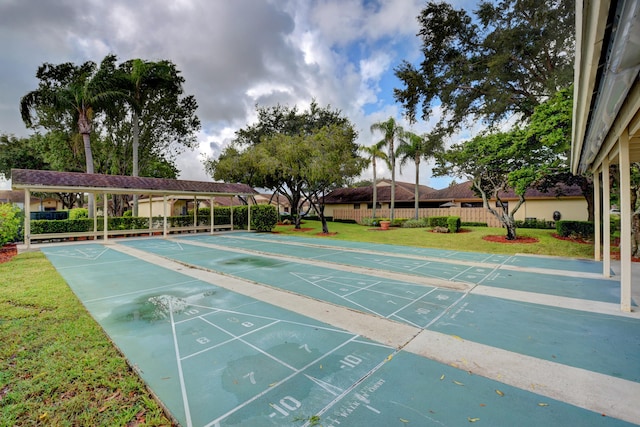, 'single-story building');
0,190,65,212
324,180,587,225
